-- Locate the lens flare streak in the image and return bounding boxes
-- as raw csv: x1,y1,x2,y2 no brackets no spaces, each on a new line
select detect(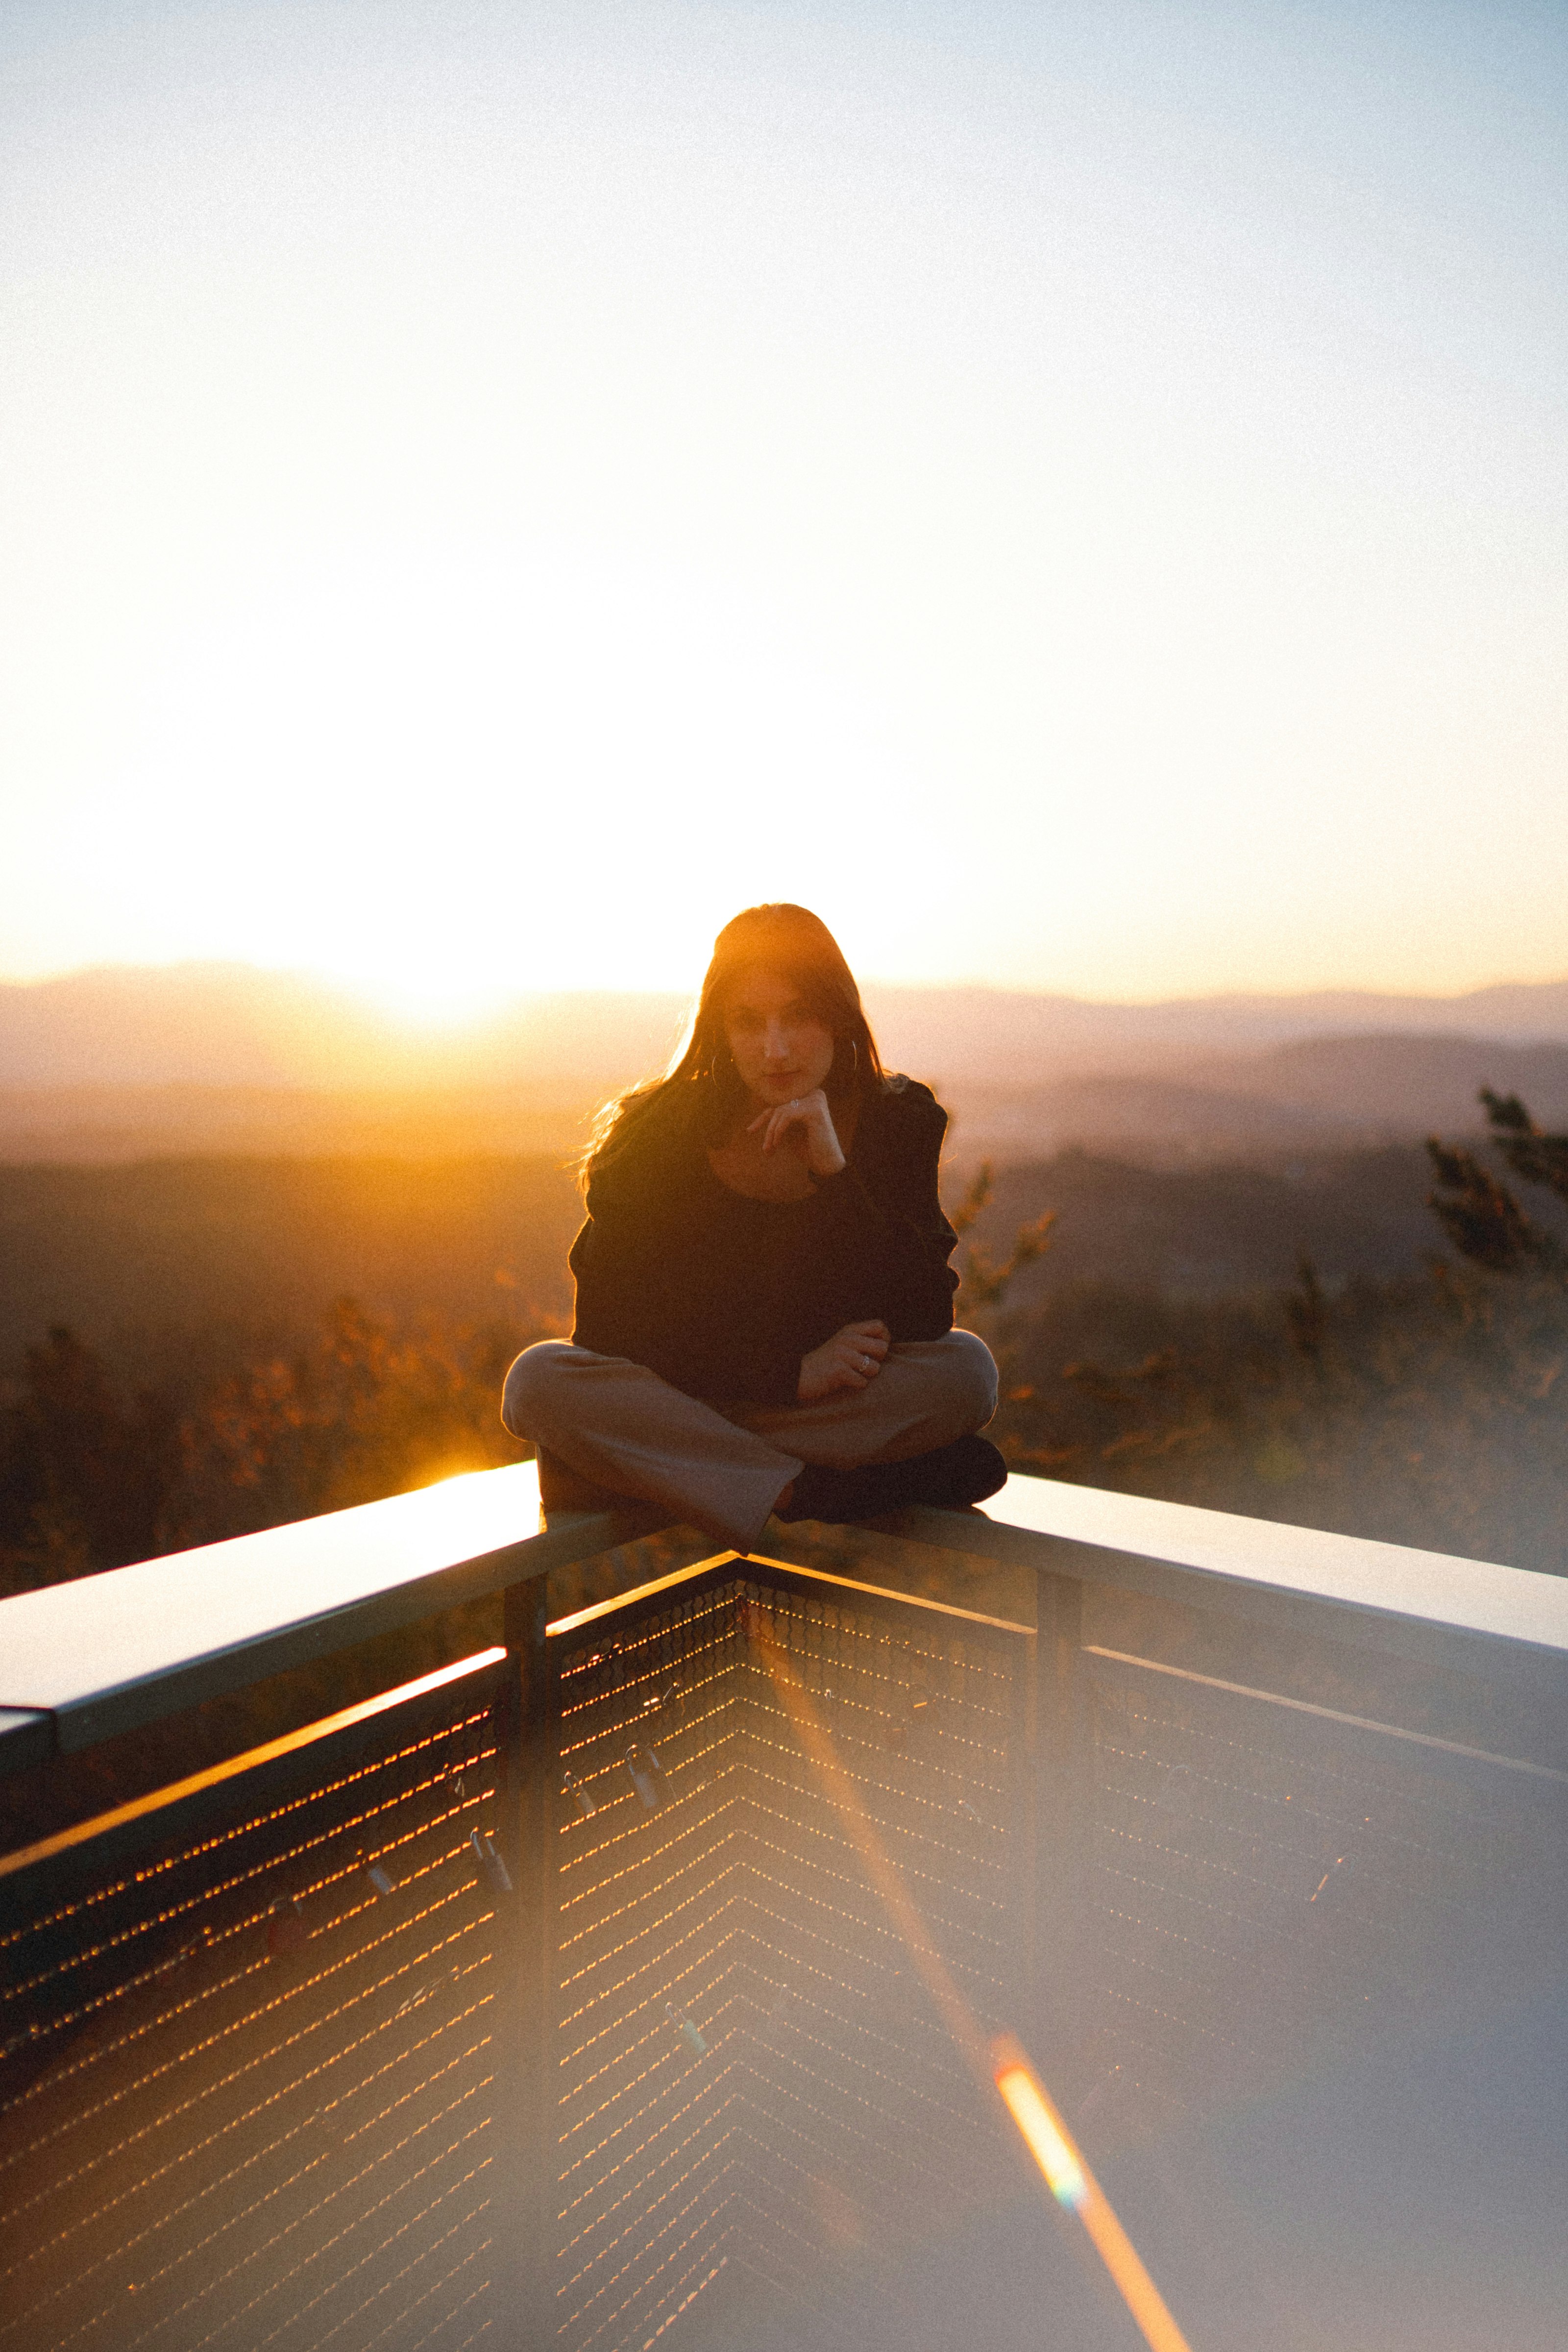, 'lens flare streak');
992,2055,1086,2208
744,1596,1193,2352
989,2041,1192,2352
